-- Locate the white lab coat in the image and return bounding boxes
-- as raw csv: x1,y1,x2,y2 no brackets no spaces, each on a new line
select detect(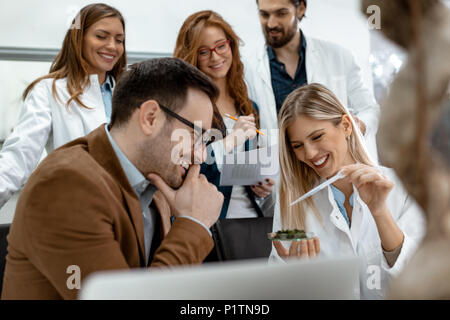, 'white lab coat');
0,74,112,208
269,167,426,299
244,35,380,160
